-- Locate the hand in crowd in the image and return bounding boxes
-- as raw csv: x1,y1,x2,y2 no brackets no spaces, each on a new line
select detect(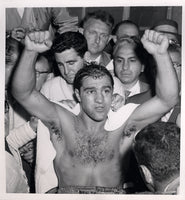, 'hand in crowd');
111,93,125,112
141,30,169,55
59,99,77,109
25,30,53,53
19,140,36,165
11,27,26,42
